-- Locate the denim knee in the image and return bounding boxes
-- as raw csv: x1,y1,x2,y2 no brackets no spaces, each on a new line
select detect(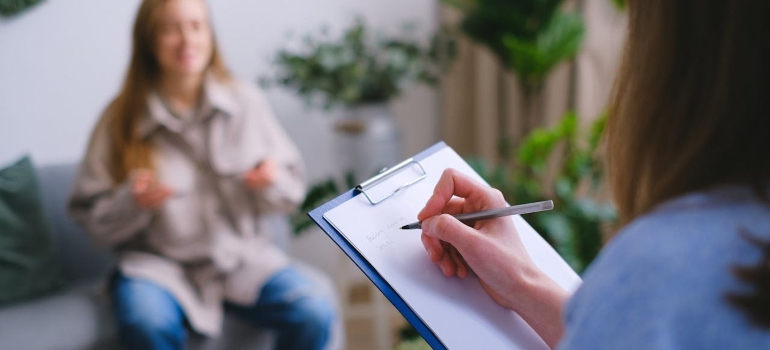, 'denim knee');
118,315,186,350
289,296,335,341
111,273,187,350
